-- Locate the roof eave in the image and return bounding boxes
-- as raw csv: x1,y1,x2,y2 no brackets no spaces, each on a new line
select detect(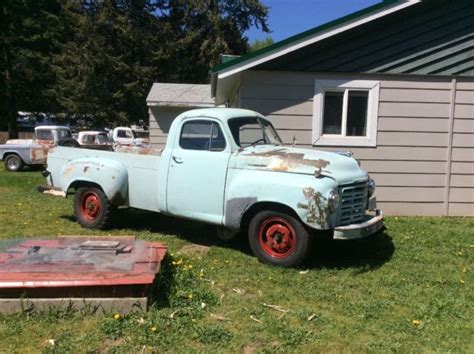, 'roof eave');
212,0,420,79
